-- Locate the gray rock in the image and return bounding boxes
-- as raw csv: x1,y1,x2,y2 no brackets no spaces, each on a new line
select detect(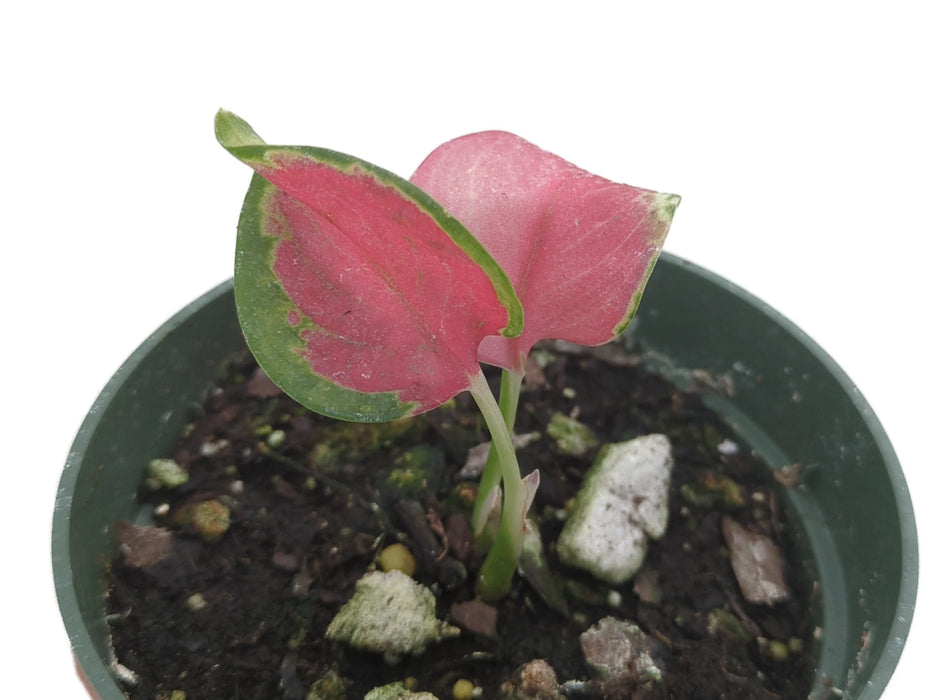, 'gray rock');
580,617,662,684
